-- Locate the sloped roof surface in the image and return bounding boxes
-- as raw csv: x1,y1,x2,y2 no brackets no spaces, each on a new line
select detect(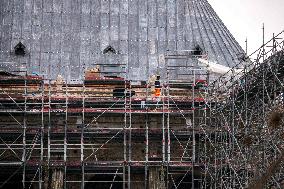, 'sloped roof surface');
0,0,244,81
